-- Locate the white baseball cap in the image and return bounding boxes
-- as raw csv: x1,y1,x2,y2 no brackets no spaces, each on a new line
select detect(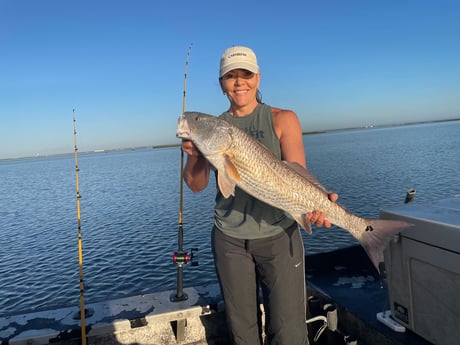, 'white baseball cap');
219,46,260,78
